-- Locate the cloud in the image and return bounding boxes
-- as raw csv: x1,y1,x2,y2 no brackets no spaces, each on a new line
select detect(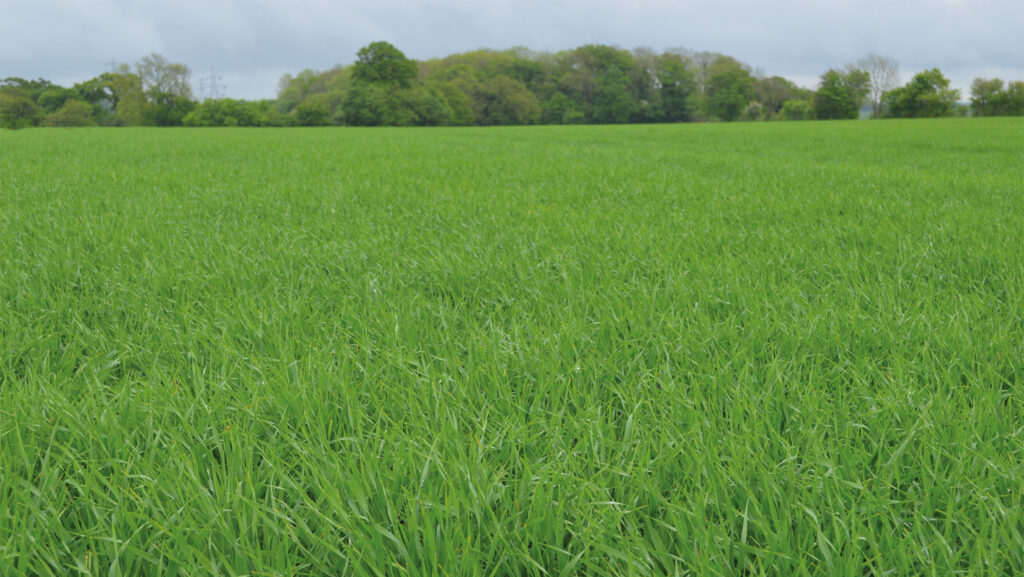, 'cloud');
2,0,1022,99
